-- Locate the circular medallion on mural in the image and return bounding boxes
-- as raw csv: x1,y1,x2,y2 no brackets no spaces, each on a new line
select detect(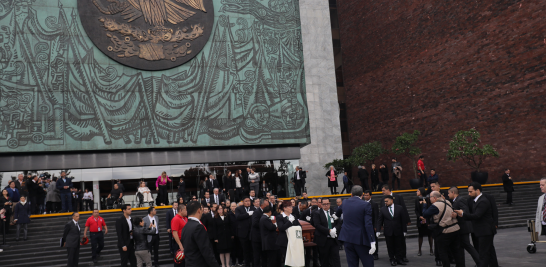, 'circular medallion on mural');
78,0,214,71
